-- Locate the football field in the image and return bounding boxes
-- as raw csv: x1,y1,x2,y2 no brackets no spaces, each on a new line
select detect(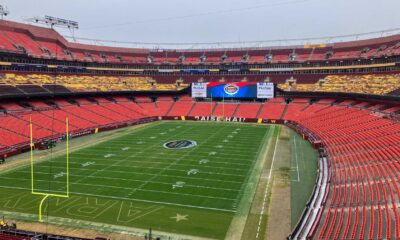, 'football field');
0,121,274,239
